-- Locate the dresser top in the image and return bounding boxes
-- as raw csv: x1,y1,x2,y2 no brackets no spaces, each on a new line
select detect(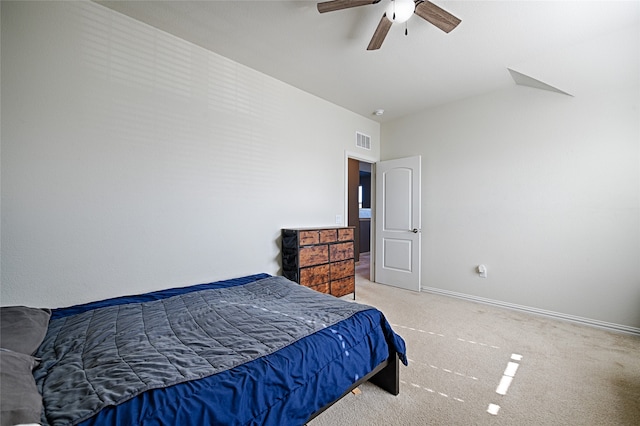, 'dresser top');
283,226,355,231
